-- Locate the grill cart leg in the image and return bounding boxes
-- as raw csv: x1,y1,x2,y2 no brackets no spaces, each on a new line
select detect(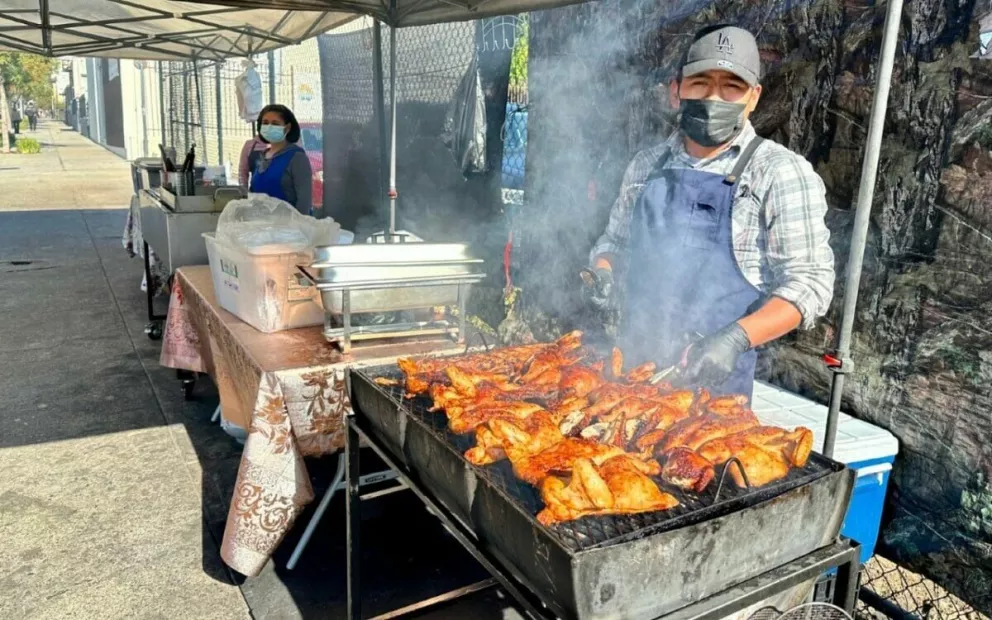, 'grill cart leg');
287,454,402,570
346,416,362,620
142,241,164,340
833,545,861,614
288,454,347,570
349,417,554,620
